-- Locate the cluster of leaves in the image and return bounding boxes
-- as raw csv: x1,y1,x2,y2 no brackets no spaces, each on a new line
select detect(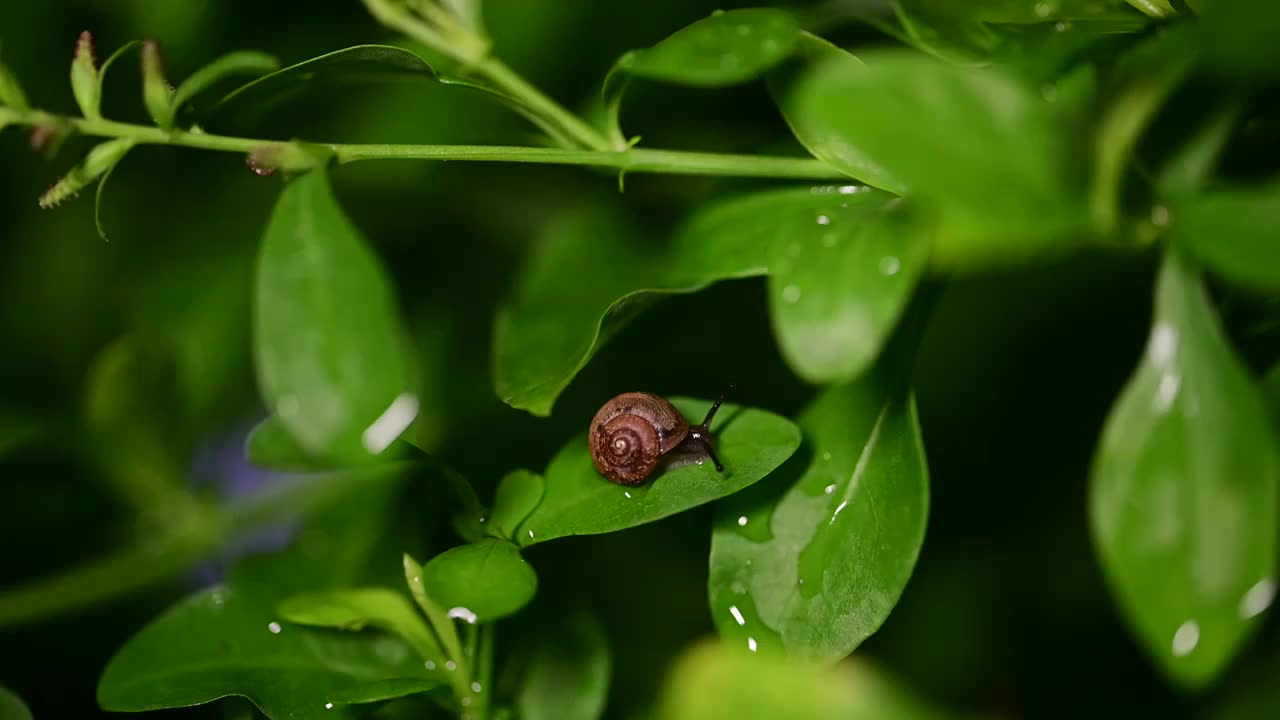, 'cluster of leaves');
2,0,1280,718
